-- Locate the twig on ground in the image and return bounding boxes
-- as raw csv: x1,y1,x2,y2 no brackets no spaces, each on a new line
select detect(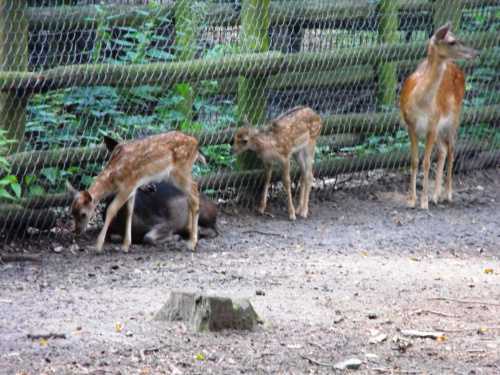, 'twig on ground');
401,330,443,339
299,354,336,367
409,309,458,317
373,369,422,374
428,297,500,306
433,326,500,332
27,332,66,339
260,352,276,358
0,299,13,304
308,341,326,350
0,254,41,263
242,229,285,238
139,349,146,362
